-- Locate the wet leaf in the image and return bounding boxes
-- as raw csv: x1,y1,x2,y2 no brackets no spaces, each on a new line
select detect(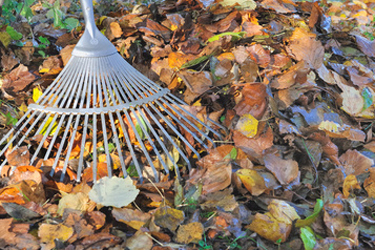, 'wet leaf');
88,176,139,208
